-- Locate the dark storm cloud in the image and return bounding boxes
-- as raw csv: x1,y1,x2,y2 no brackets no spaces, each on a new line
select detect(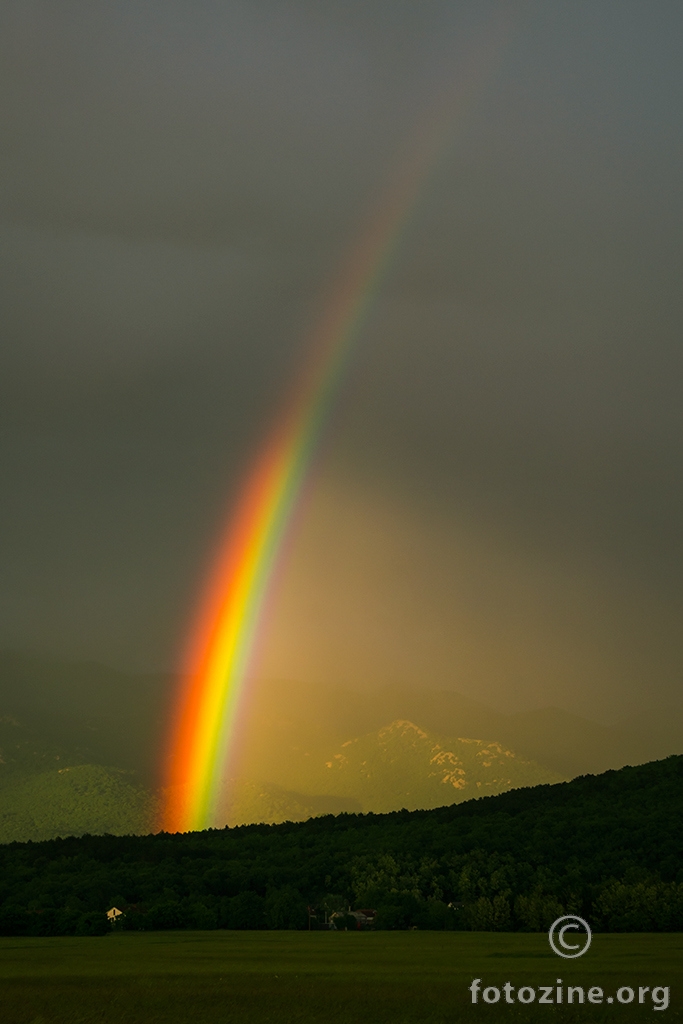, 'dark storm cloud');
0,0,446,249
0,1,682,715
